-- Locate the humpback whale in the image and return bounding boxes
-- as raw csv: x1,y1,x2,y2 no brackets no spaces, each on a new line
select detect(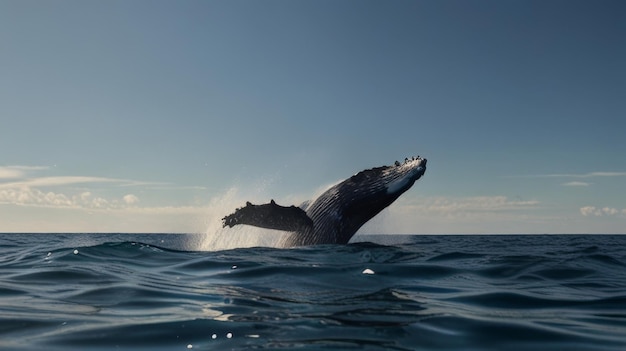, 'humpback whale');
222,156,427,247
